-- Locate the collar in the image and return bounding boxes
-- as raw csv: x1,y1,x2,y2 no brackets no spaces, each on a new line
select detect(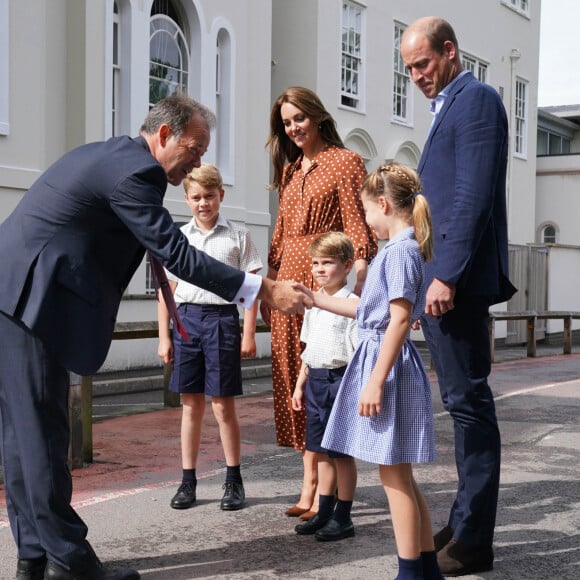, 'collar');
430,70,470,116
184,213,228,235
